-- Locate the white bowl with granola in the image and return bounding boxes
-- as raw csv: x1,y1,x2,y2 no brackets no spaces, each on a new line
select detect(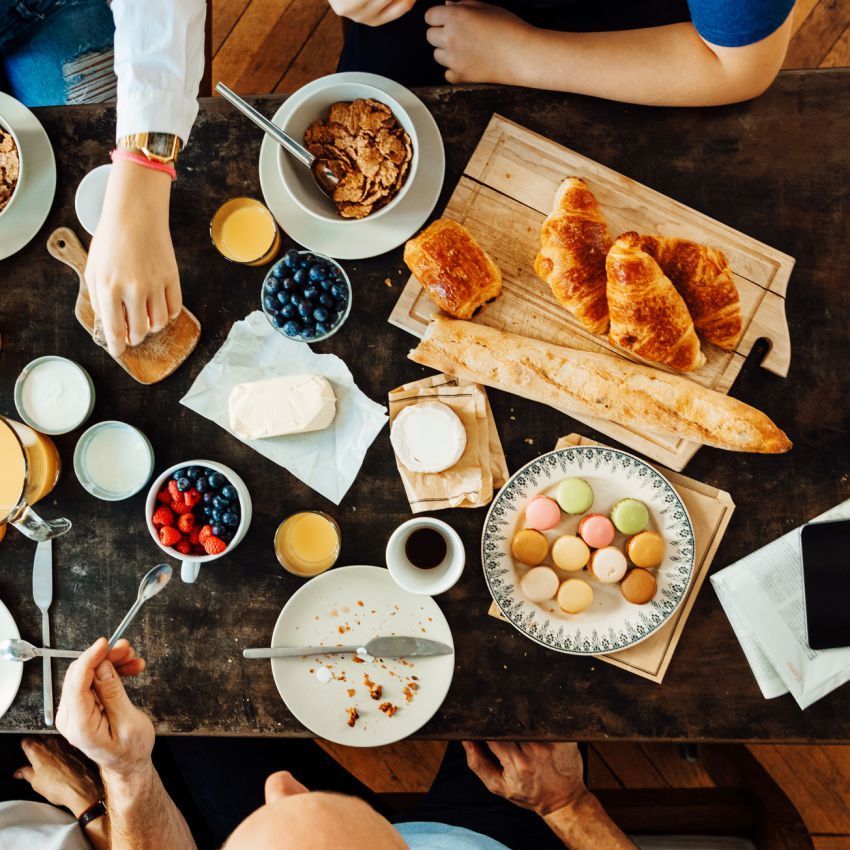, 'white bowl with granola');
276,79,419,223
0,114,23,222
